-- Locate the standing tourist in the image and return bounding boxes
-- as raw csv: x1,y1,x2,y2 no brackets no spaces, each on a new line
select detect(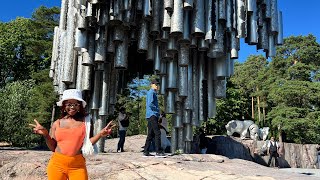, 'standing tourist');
29,89,113,180
143,80,165,157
